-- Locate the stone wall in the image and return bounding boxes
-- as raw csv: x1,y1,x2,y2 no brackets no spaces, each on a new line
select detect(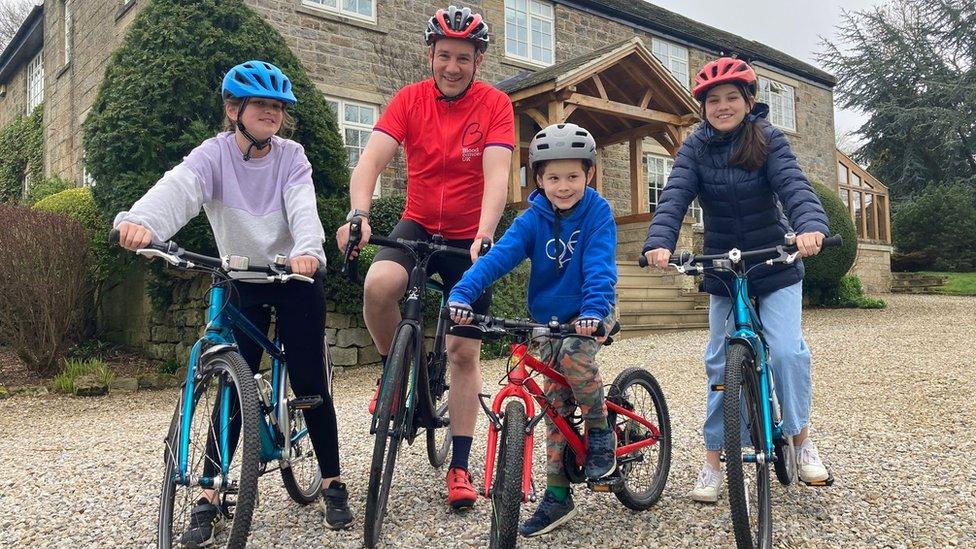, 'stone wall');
850,243,892,294
0,66,28,129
